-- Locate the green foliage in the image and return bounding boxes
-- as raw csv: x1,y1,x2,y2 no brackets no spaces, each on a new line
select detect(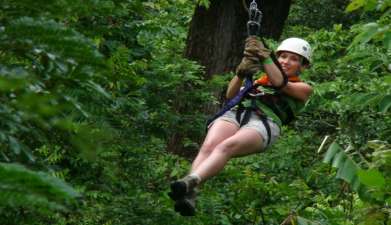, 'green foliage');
322,142,361,191
285,0,361,32
197,0,211,8
0,0,390,224
0,163,79,215
2,0,215,223
297,1,390,224
345,0,391,12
